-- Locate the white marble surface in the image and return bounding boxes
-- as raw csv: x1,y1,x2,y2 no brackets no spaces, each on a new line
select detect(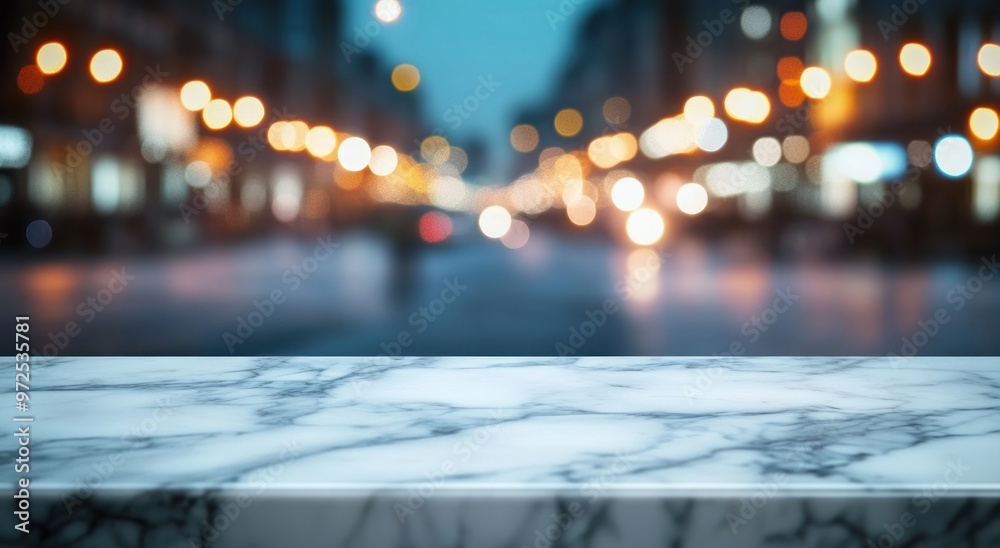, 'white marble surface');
9,356,1000,492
